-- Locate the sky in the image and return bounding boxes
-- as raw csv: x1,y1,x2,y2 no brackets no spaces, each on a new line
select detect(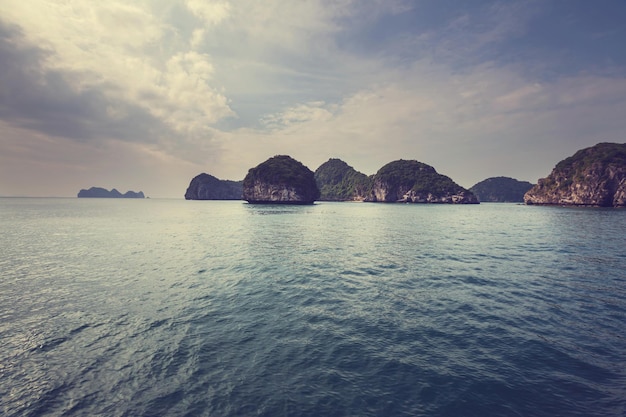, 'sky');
1,0,626,198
